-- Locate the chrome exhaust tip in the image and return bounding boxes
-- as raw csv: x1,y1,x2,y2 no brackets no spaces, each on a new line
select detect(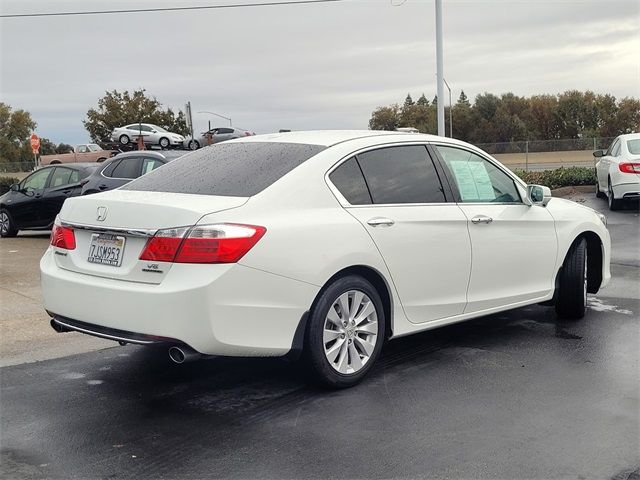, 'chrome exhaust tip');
168,346,201,364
